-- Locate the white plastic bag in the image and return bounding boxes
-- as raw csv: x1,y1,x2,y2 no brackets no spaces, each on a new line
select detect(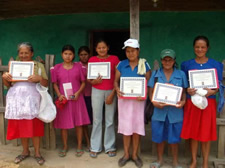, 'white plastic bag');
36,83,56,123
